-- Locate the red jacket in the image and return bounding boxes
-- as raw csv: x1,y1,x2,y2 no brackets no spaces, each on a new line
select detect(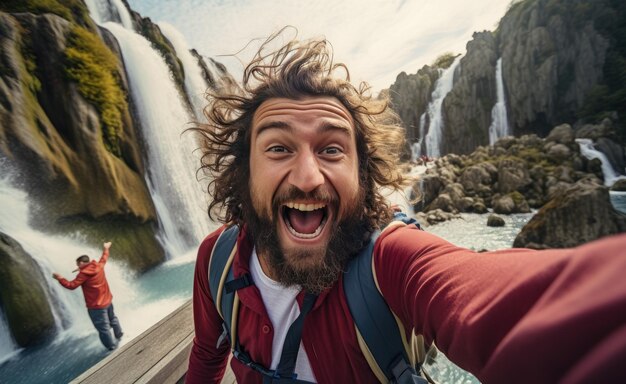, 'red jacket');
187,224,626,384
58,248,113,309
